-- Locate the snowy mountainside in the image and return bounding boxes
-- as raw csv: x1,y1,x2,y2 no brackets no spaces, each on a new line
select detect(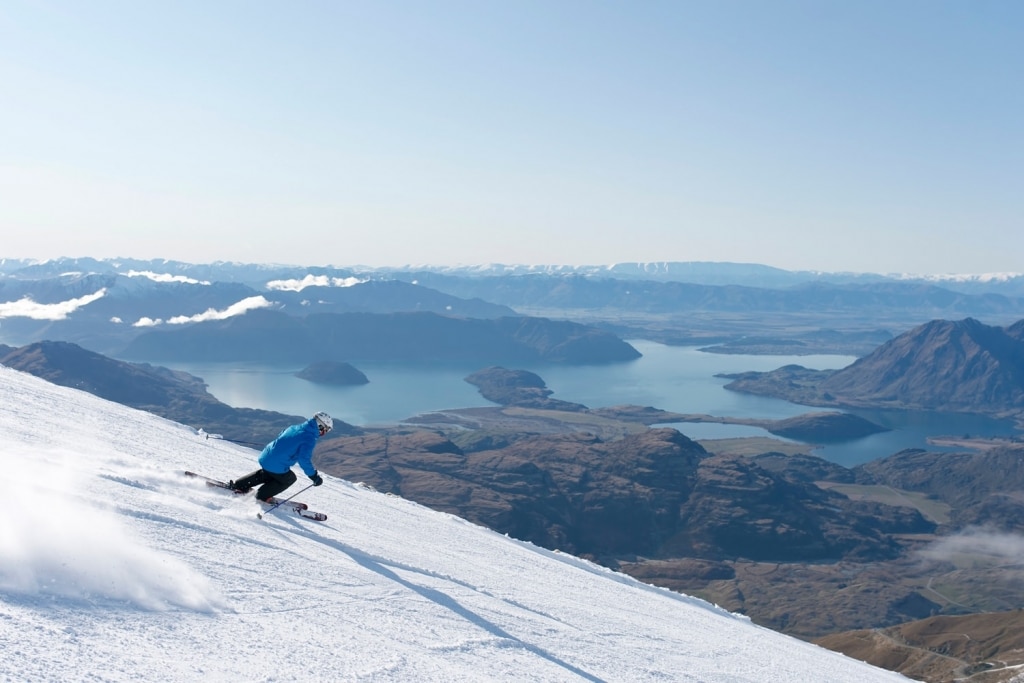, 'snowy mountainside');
0,366,906,682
